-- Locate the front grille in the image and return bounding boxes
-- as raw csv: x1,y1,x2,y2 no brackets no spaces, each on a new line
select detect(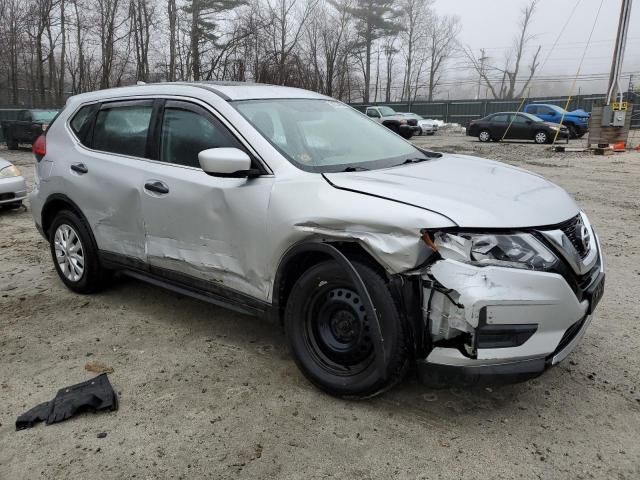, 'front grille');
0,192,16,201
558,215,588,258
